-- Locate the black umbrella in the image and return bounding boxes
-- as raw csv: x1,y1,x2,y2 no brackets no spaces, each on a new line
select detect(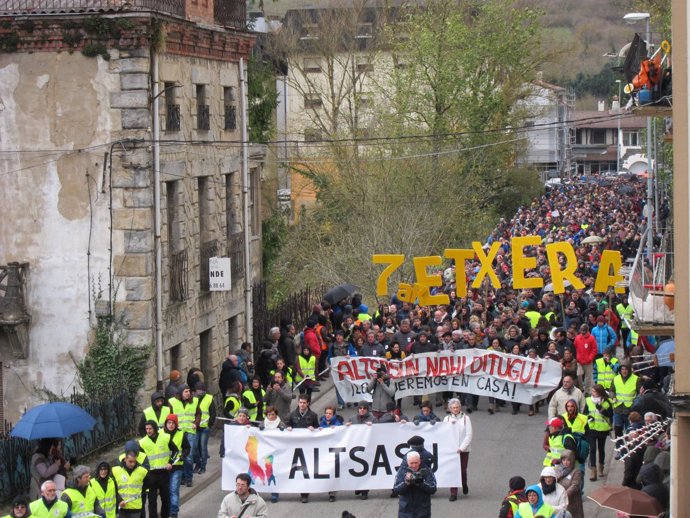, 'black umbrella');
323,284,359,304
